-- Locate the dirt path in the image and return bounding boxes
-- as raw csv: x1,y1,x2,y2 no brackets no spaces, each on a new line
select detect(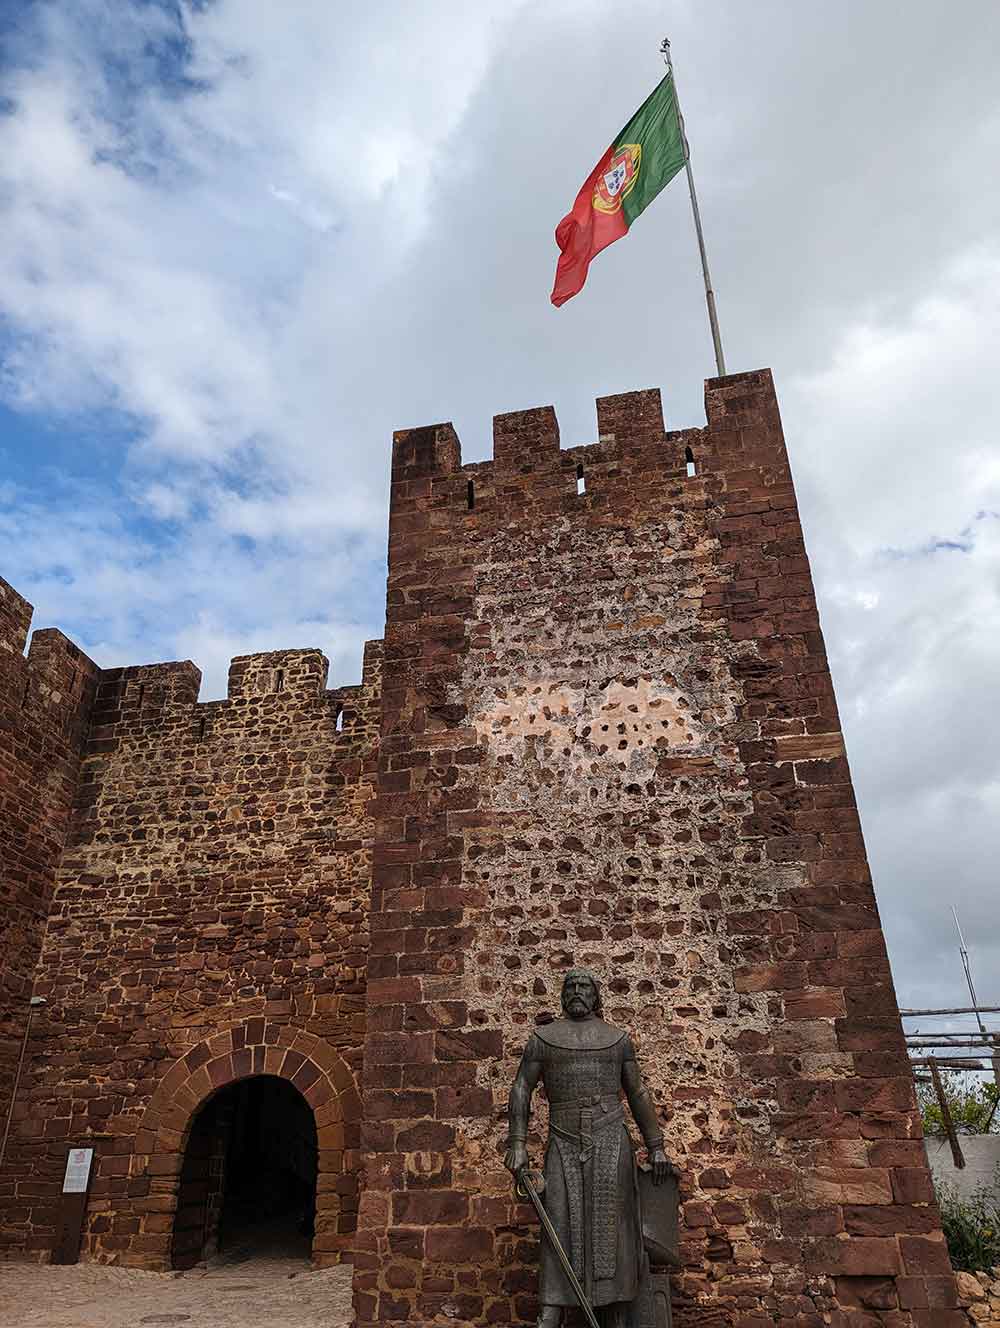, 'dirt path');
0,1253,353,1328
